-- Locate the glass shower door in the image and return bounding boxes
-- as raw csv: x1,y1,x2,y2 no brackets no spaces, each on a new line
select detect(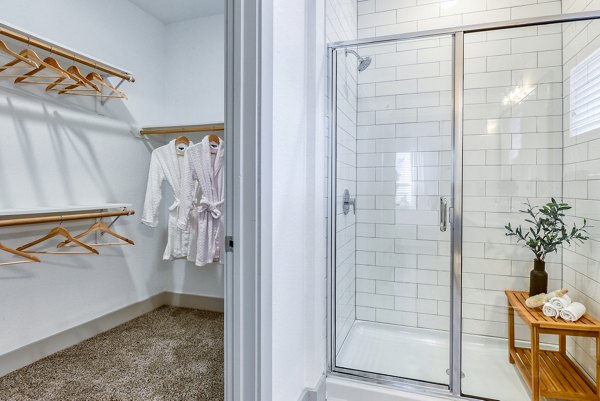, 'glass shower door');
460,19,600,401
332,35,454,386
